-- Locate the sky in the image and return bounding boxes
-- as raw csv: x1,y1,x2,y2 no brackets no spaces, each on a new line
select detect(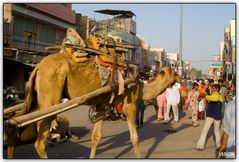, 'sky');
72,3,235,74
